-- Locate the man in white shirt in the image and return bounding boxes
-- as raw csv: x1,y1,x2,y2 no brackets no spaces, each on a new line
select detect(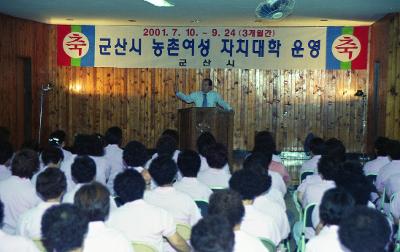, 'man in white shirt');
48,130,73,162
61,134,109,191
41,204,89,252
208,189,268,252
363,137,391,176
375,140,400,193
175,78,232,110
191,215,235,252
305,188,355,252
0,141,13,181
0,149,41,234
300,137,324,175
31,146,64,186
229,169,283,245
107,169,190,252
0,200,40,252
243,152,287,202
174,150,213,202
239,155,289,239
198,143,232,189
301,156,337,207
120,141,151,185
17,168,66,239
339,207,391,252
63,155,96,203
74,182,132,252
145,135,181,174
104,127,124,193
145,156,201,226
